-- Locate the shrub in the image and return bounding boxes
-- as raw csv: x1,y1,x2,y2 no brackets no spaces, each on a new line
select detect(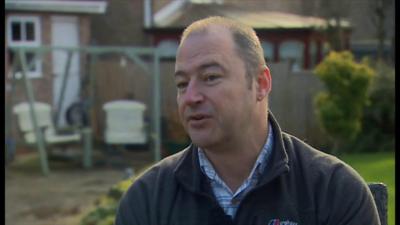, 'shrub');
80,164,154,225
80,178,133,225
349,60,395,152
314,51,375,154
